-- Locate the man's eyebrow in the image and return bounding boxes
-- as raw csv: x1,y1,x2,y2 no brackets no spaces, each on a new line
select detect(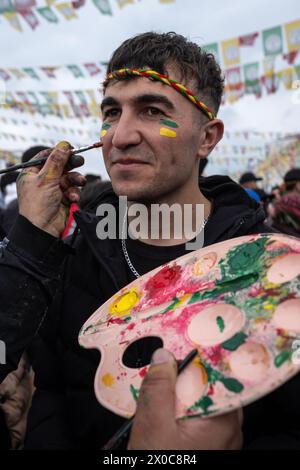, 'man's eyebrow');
100,94,175,111
100,96,120,111
134,94,175,110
